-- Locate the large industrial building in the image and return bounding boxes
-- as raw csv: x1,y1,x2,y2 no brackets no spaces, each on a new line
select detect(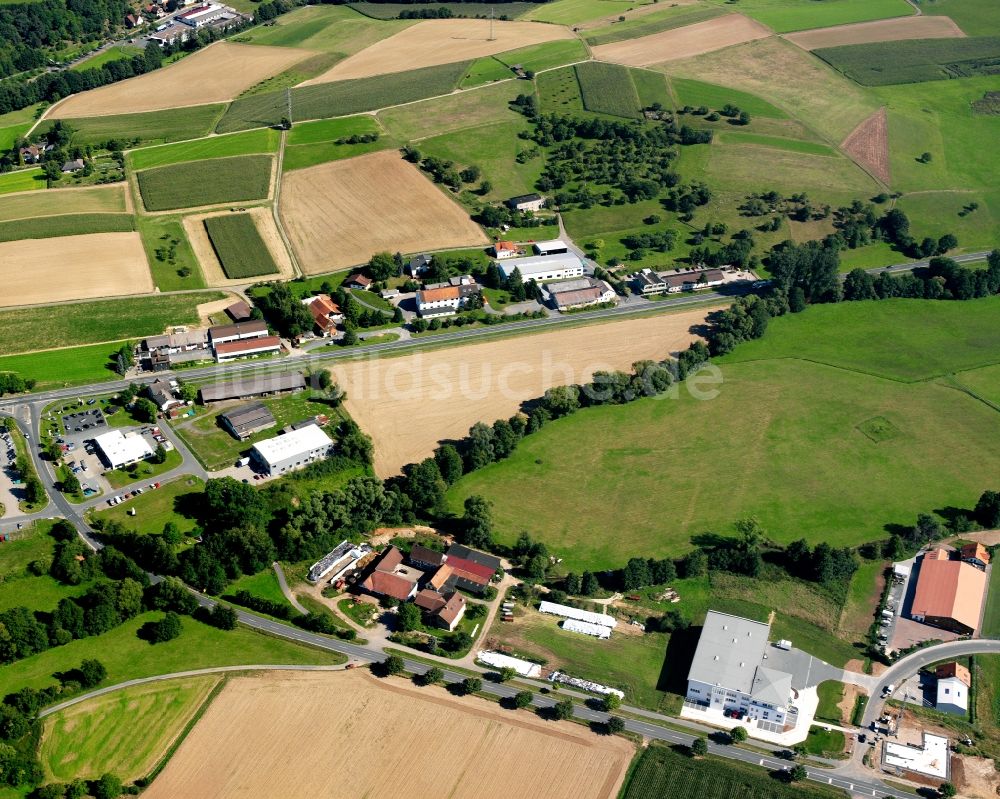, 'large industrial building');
495,253,585,283
94,430,154,470
199,372,305,403
685,611,796,728
250,424,334,476
909,548,986,635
